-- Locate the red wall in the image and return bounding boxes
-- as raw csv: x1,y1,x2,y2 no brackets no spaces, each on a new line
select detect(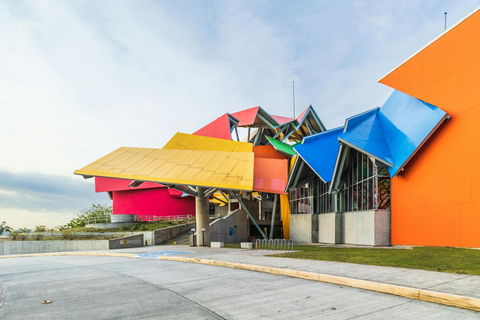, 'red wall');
113,187,195,218
95,177,162,192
